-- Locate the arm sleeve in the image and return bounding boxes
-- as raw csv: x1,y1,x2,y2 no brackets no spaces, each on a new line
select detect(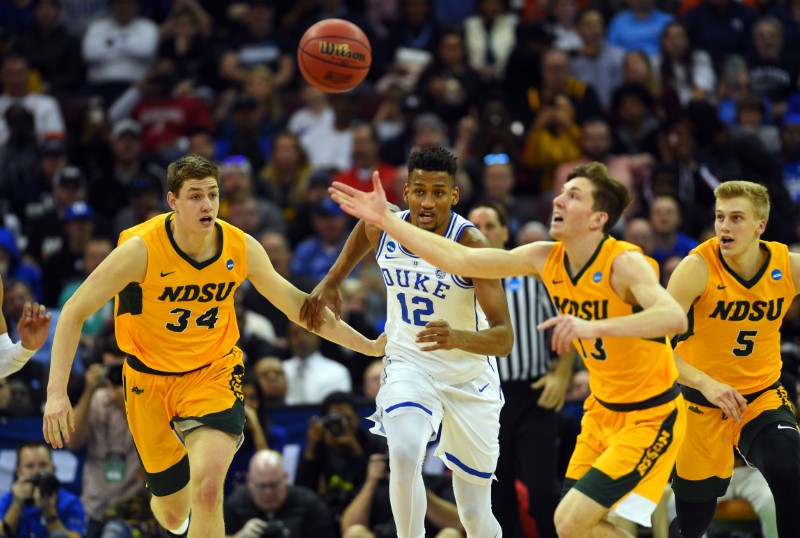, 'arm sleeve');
0,333,35,378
